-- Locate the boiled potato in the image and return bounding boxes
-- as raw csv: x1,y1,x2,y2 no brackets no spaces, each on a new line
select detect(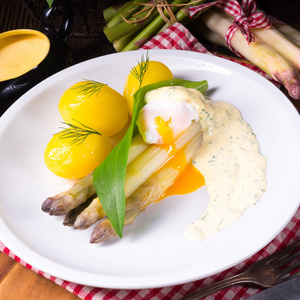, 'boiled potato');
123,61,174,116
44,128,111,179
59,81,129,136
